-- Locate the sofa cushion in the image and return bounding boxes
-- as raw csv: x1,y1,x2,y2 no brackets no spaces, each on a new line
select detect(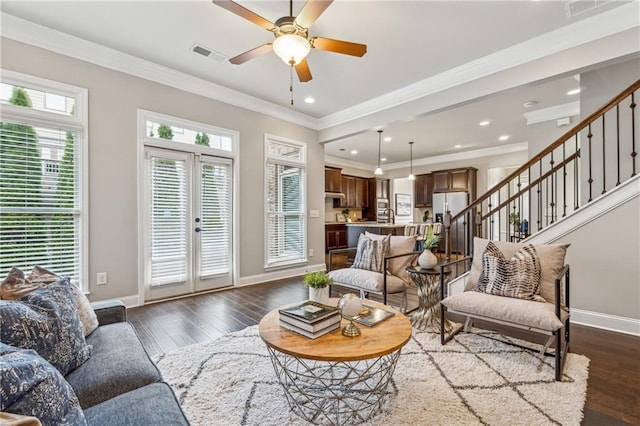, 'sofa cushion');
1,267,99,337
0,343,86,426
83,382,189,426
442,291,568,332
476,242,544,302
467,237,569,303
66,322,162,409
328,267,409,293
365,232,417,282
352,233,389,272
0,280,92,376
